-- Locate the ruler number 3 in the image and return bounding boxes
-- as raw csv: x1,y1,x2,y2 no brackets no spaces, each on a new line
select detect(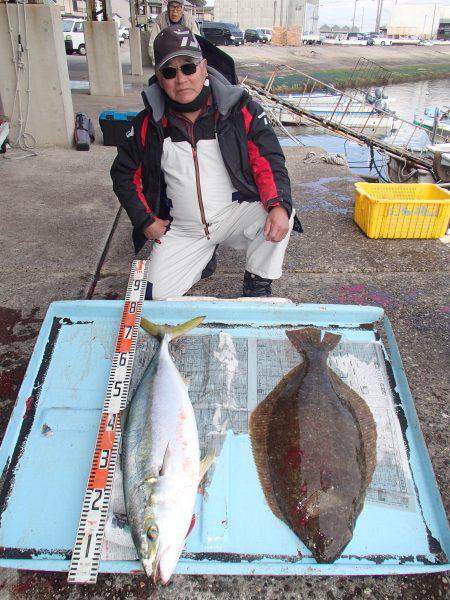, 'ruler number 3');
99,449,110,469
